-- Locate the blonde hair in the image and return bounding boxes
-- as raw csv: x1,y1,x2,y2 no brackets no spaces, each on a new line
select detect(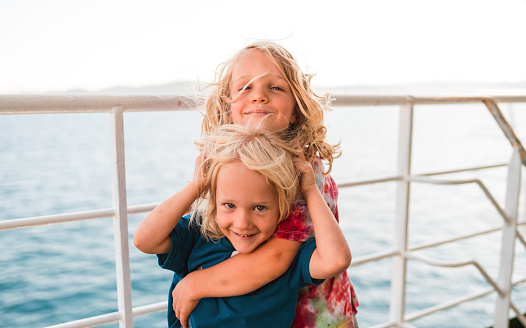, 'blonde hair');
192,124,300,241
200,41,340,174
